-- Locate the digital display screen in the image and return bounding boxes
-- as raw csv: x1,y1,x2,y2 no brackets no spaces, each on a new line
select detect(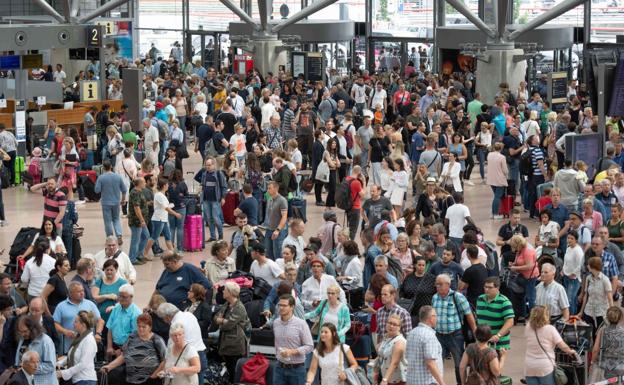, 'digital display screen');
21,54,43,69
0,55,20,70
